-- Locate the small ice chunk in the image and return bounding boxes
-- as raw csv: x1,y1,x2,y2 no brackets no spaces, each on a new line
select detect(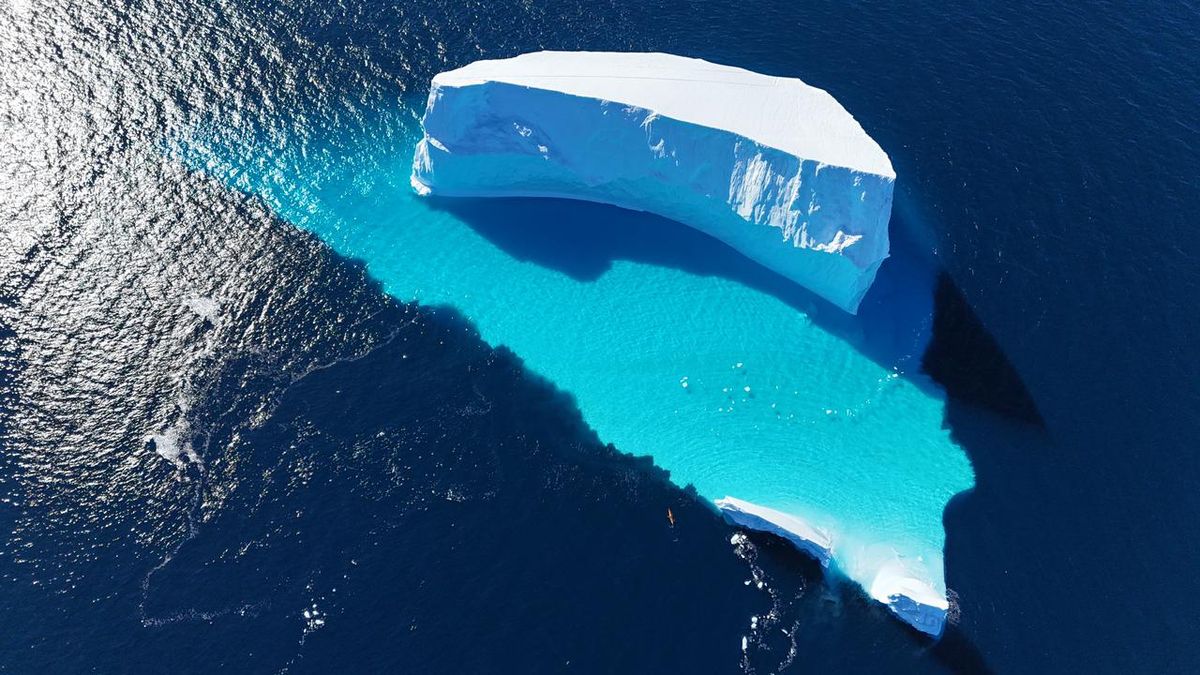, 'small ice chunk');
182,297,218,322
147,426,195,468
